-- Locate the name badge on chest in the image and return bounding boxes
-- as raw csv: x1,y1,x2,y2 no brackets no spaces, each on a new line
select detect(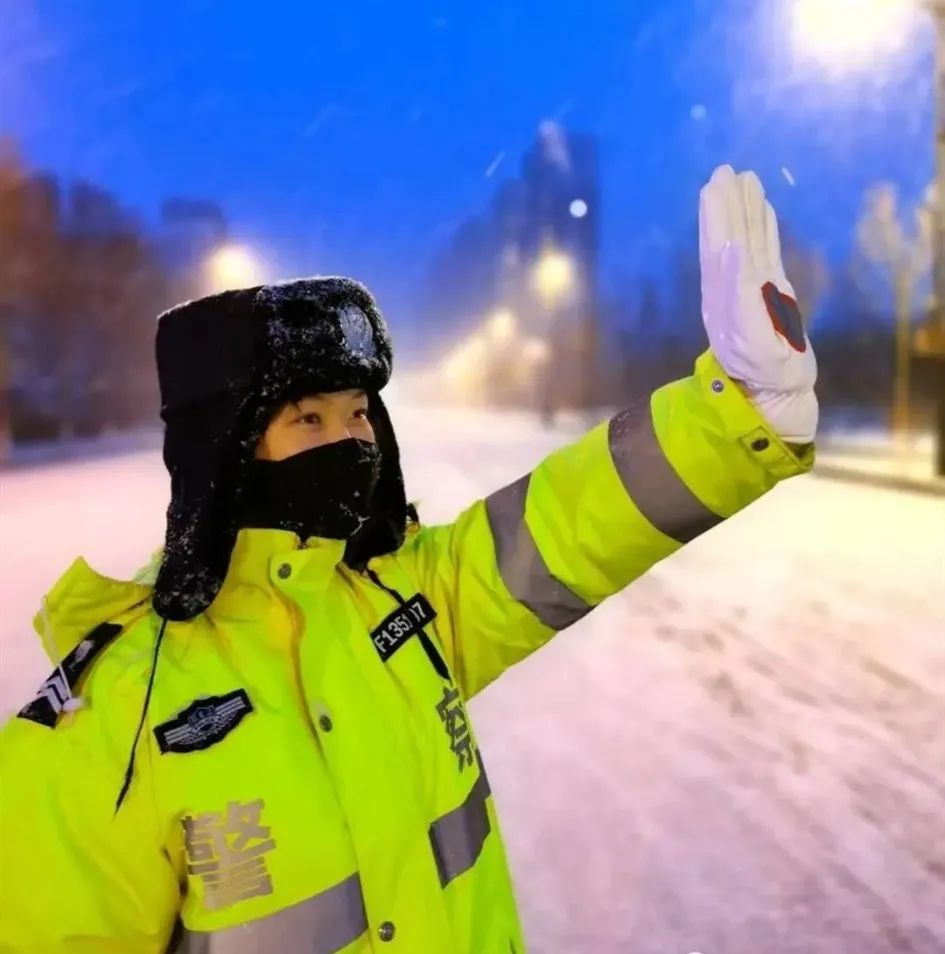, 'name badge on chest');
370,593,437,663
